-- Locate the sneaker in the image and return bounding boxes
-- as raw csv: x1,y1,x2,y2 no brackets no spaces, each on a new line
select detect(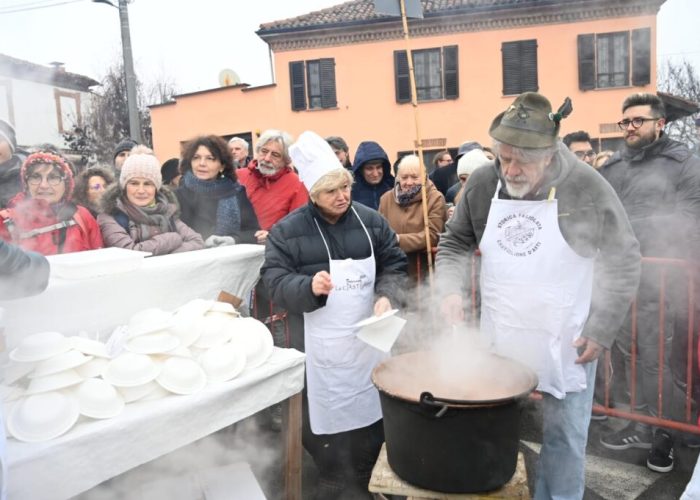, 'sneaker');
600,422,652,450
647,430,674,473
682,434,700,449
590,412,608,422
